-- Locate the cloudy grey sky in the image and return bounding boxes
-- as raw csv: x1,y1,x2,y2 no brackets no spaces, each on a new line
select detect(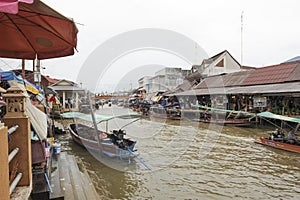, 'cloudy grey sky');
1,0,300,92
